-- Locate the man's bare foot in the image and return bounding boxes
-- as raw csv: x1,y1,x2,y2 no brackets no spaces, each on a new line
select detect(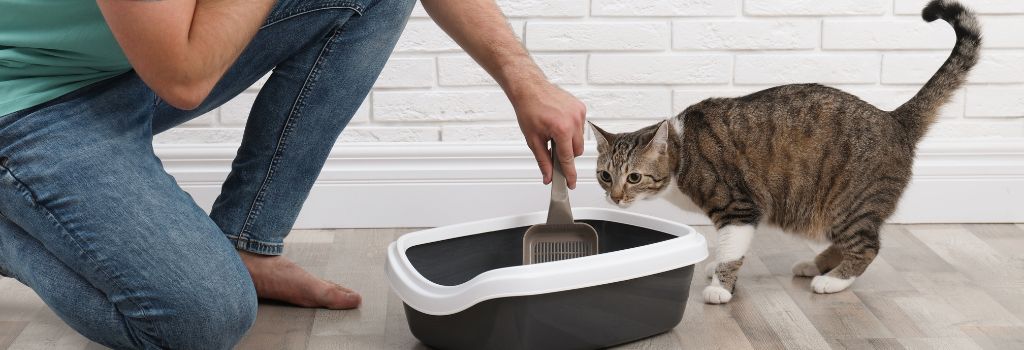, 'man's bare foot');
238,251,361,310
